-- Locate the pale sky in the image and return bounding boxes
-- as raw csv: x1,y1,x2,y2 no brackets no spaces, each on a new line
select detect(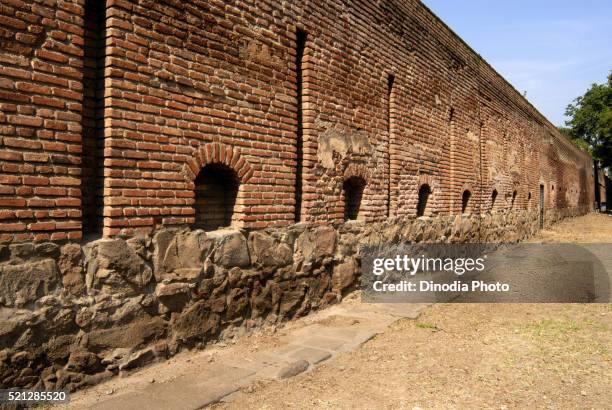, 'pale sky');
422,0,612,126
